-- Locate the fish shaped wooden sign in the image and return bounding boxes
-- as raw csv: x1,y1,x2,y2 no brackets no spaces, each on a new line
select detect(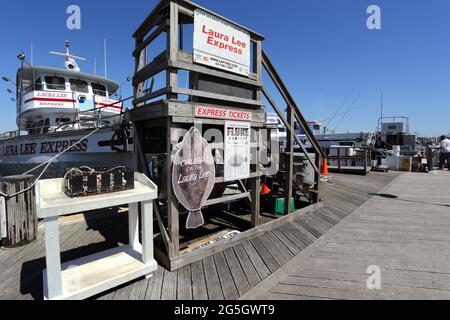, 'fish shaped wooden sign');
172,127,216,229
